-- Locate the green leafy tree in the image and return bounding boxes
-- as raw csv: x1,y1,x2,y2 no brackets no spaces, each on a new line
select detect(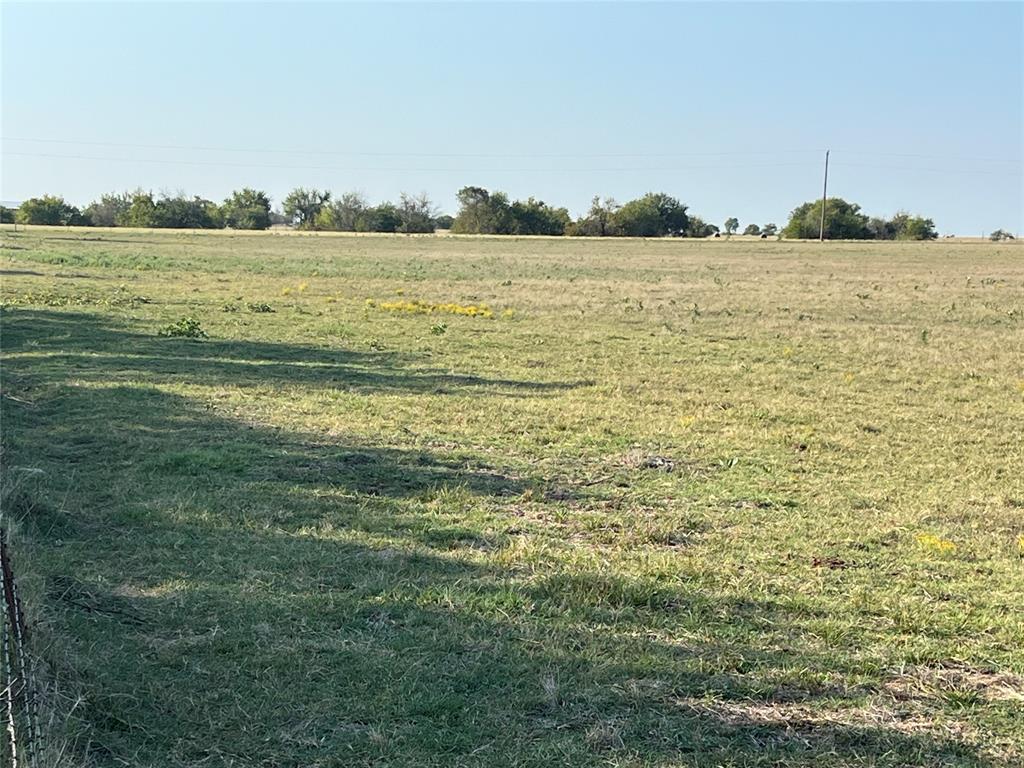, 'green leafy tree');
84,192,132,227
990,229,1015,241
762,223,778,237
397,192,437,233
890,211,937,240
358,203,401,233
221,188,271,230
0,206,16,224
451,186,514,234
743,223,761,236
867,211,937,241
685,216,718,237
319,191,367,231
782,198,871,240
433,214,455,230
509,197,570,235
899,217,937,240
15,195,86,226
152,194,221,228
611,192,689,237
567,196,620,236
283,188,331,229
119,191,220,229
723,217,739,235
867,216,896,240
120,191,158,227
